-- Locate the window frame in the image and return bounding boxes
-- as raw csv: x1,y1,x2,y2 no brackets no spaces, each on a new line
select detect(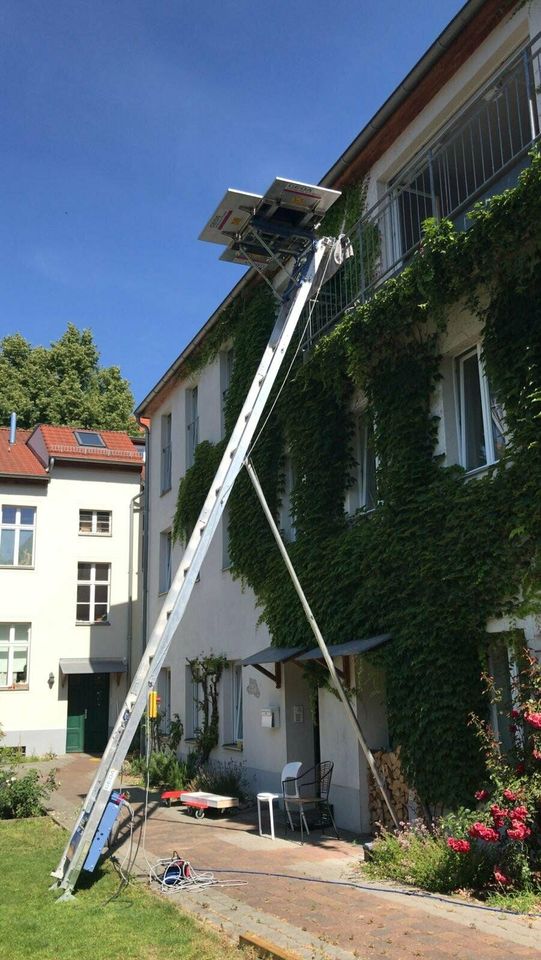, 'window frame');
0,623,30,690
76,562,111,624
74,430,106,448
348,415,377,514
159,529,172,595
186,386,199,469
160,413,172,495
233,662,243,744
79,509,112,537
0,505,36,568
455,345,505,472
